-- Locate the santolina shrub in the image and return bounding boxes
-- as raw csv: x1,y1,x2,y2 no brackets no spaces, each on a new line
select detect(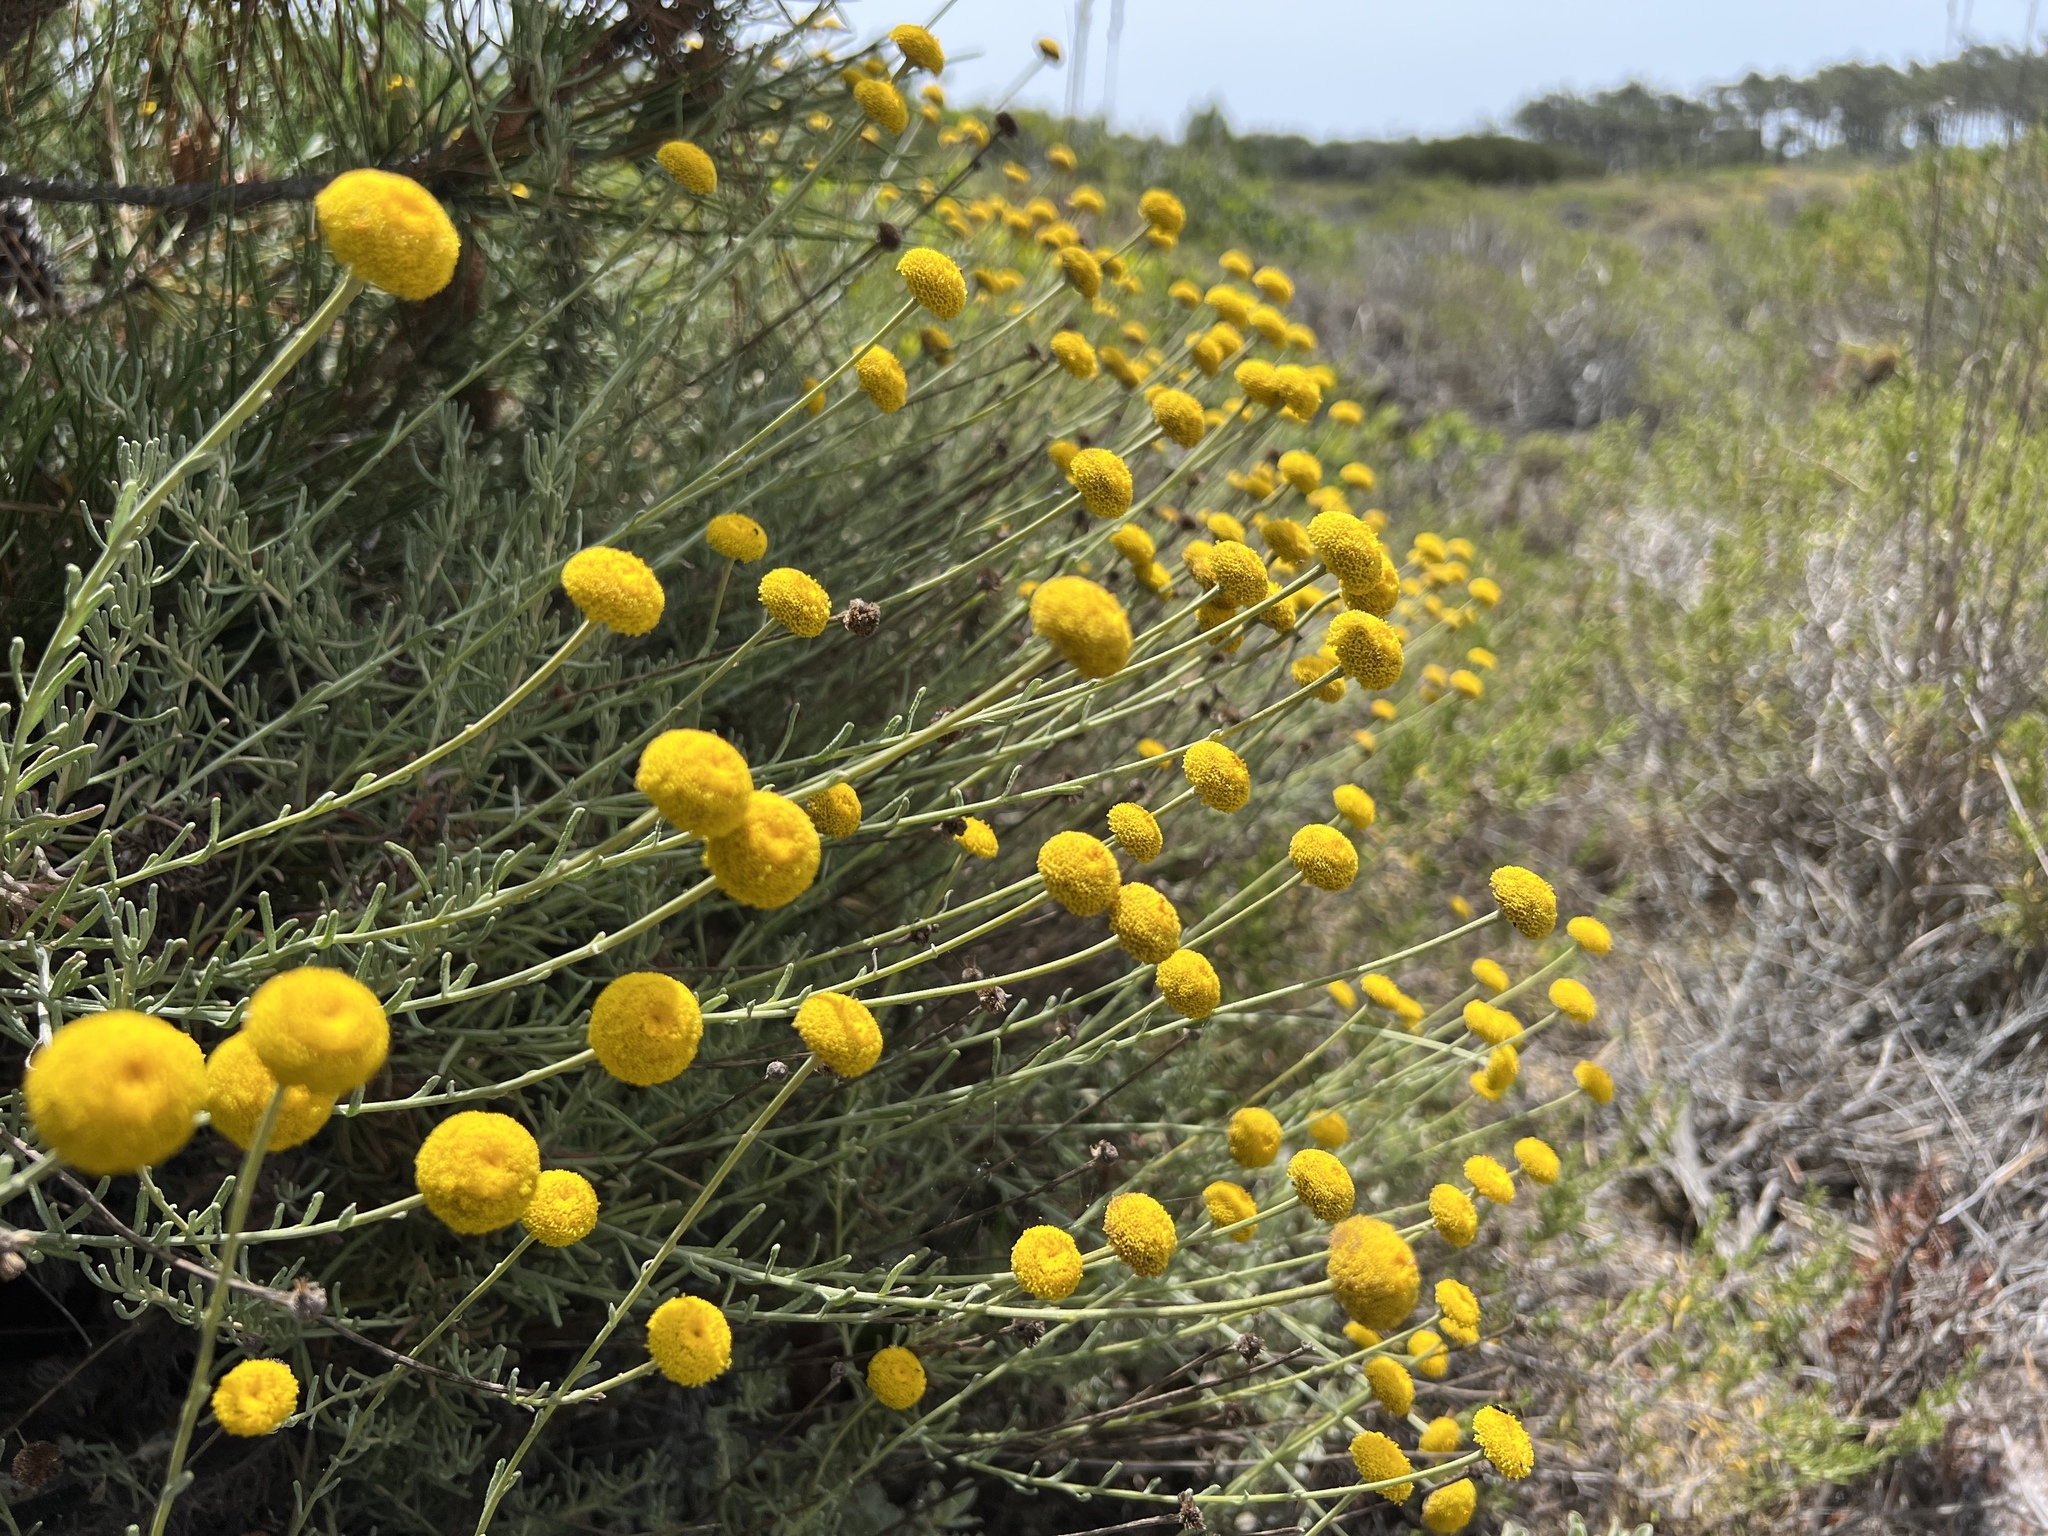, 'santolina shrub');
0,7,1627,1532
